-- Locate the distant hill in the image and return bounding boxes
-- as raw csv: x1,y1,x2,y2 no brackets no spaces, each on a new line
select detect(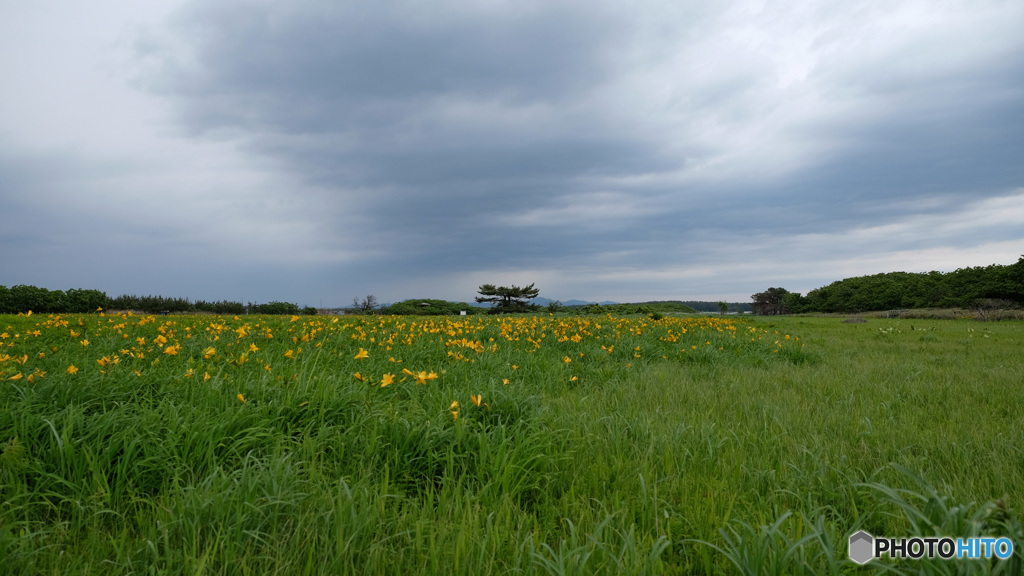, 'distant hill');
680,301,753,313
545,298,618,307
468,297,750,312
475,297,619,308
